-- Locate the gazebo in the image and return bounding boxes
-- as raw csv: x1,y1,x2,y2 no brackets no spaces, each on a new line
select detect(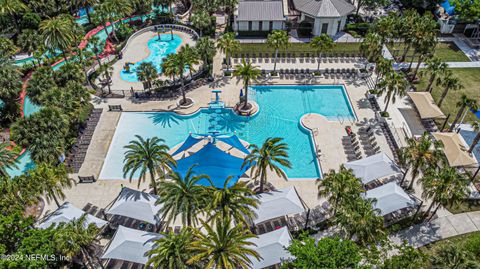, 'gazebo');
247,227,293,269
344,152,403,185
37,202,107,229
